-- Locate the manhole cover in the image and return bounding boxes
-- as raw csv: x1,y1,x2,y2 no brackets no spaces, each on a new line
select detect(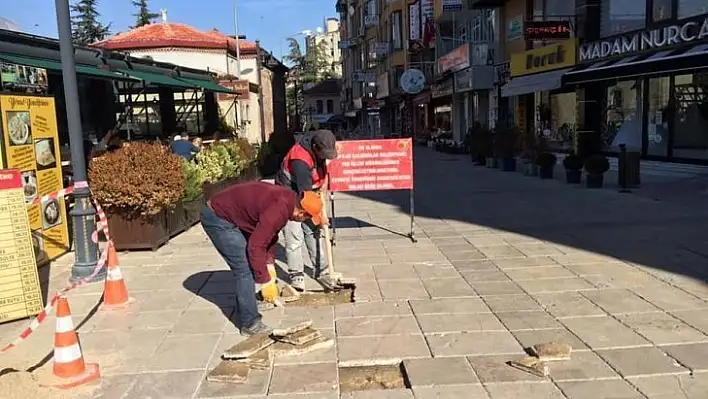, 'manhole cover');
339,364,408,393
284,288,355,307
